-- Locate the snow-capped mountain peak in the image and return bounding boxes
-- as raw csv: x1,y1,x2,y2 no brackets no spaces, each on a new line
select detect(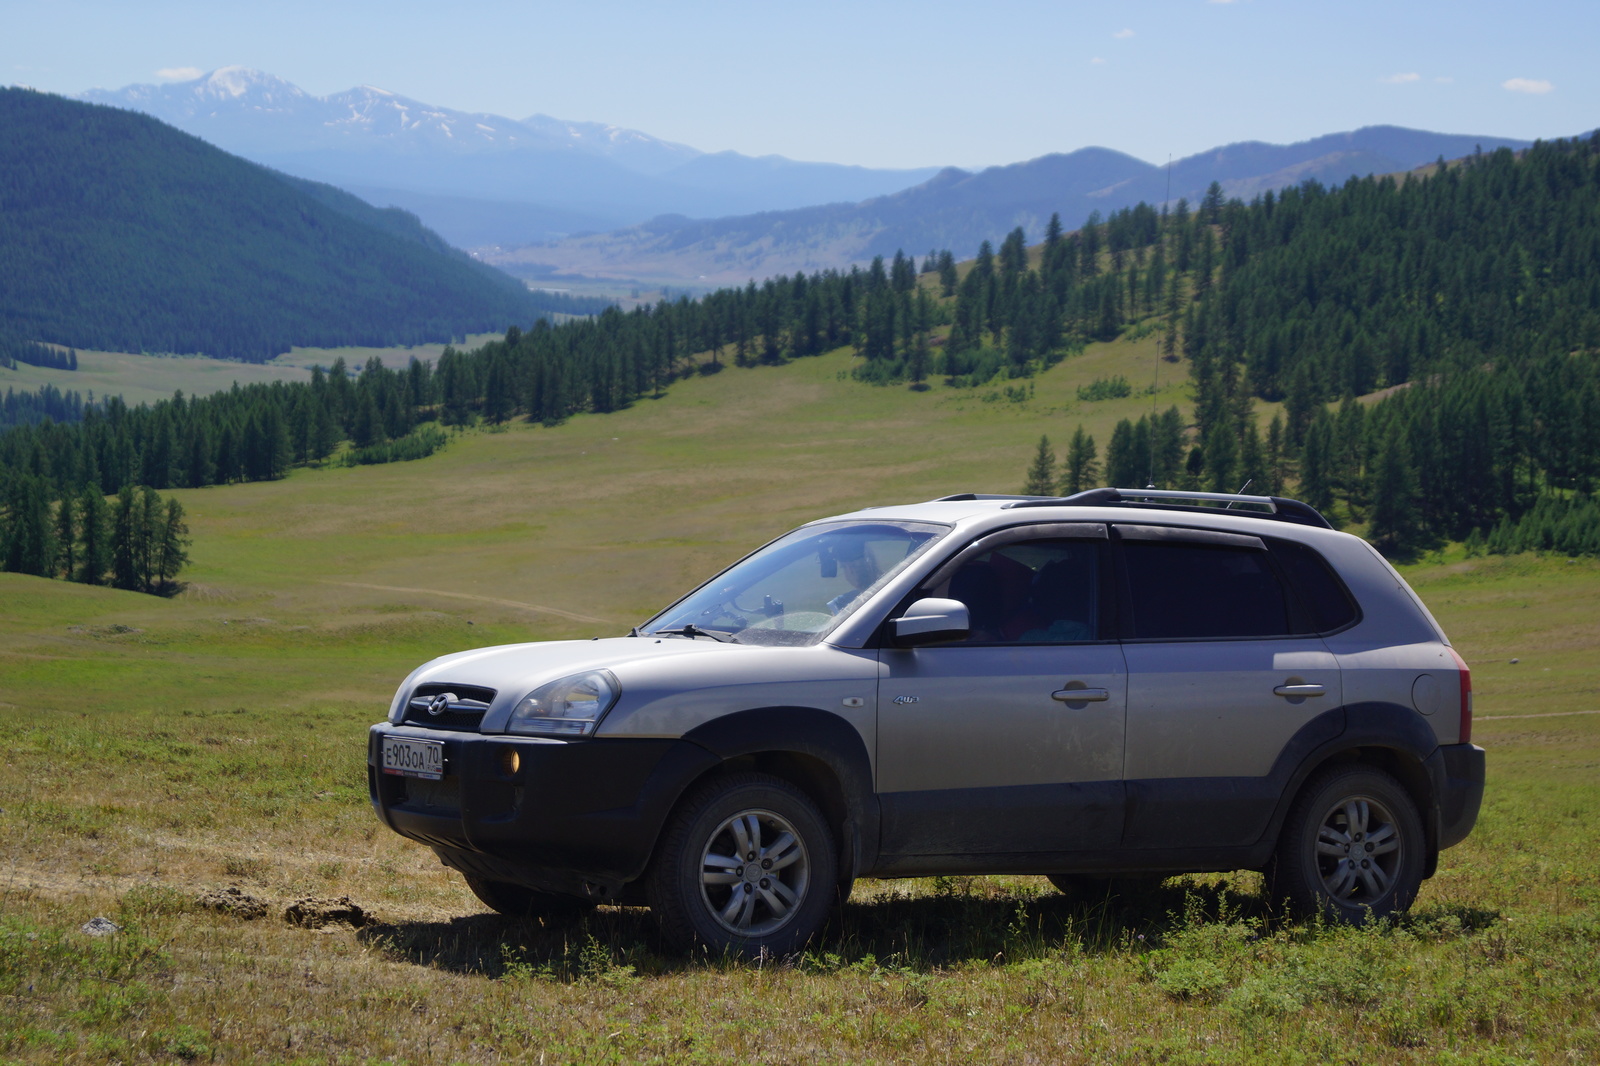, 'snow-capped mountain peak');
80,68,701,168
